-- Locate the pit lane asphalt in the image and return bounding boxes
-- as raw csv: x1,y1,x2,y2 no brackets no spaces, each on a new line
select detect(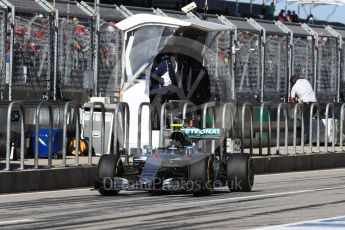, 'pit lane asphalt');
1,168,345,230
